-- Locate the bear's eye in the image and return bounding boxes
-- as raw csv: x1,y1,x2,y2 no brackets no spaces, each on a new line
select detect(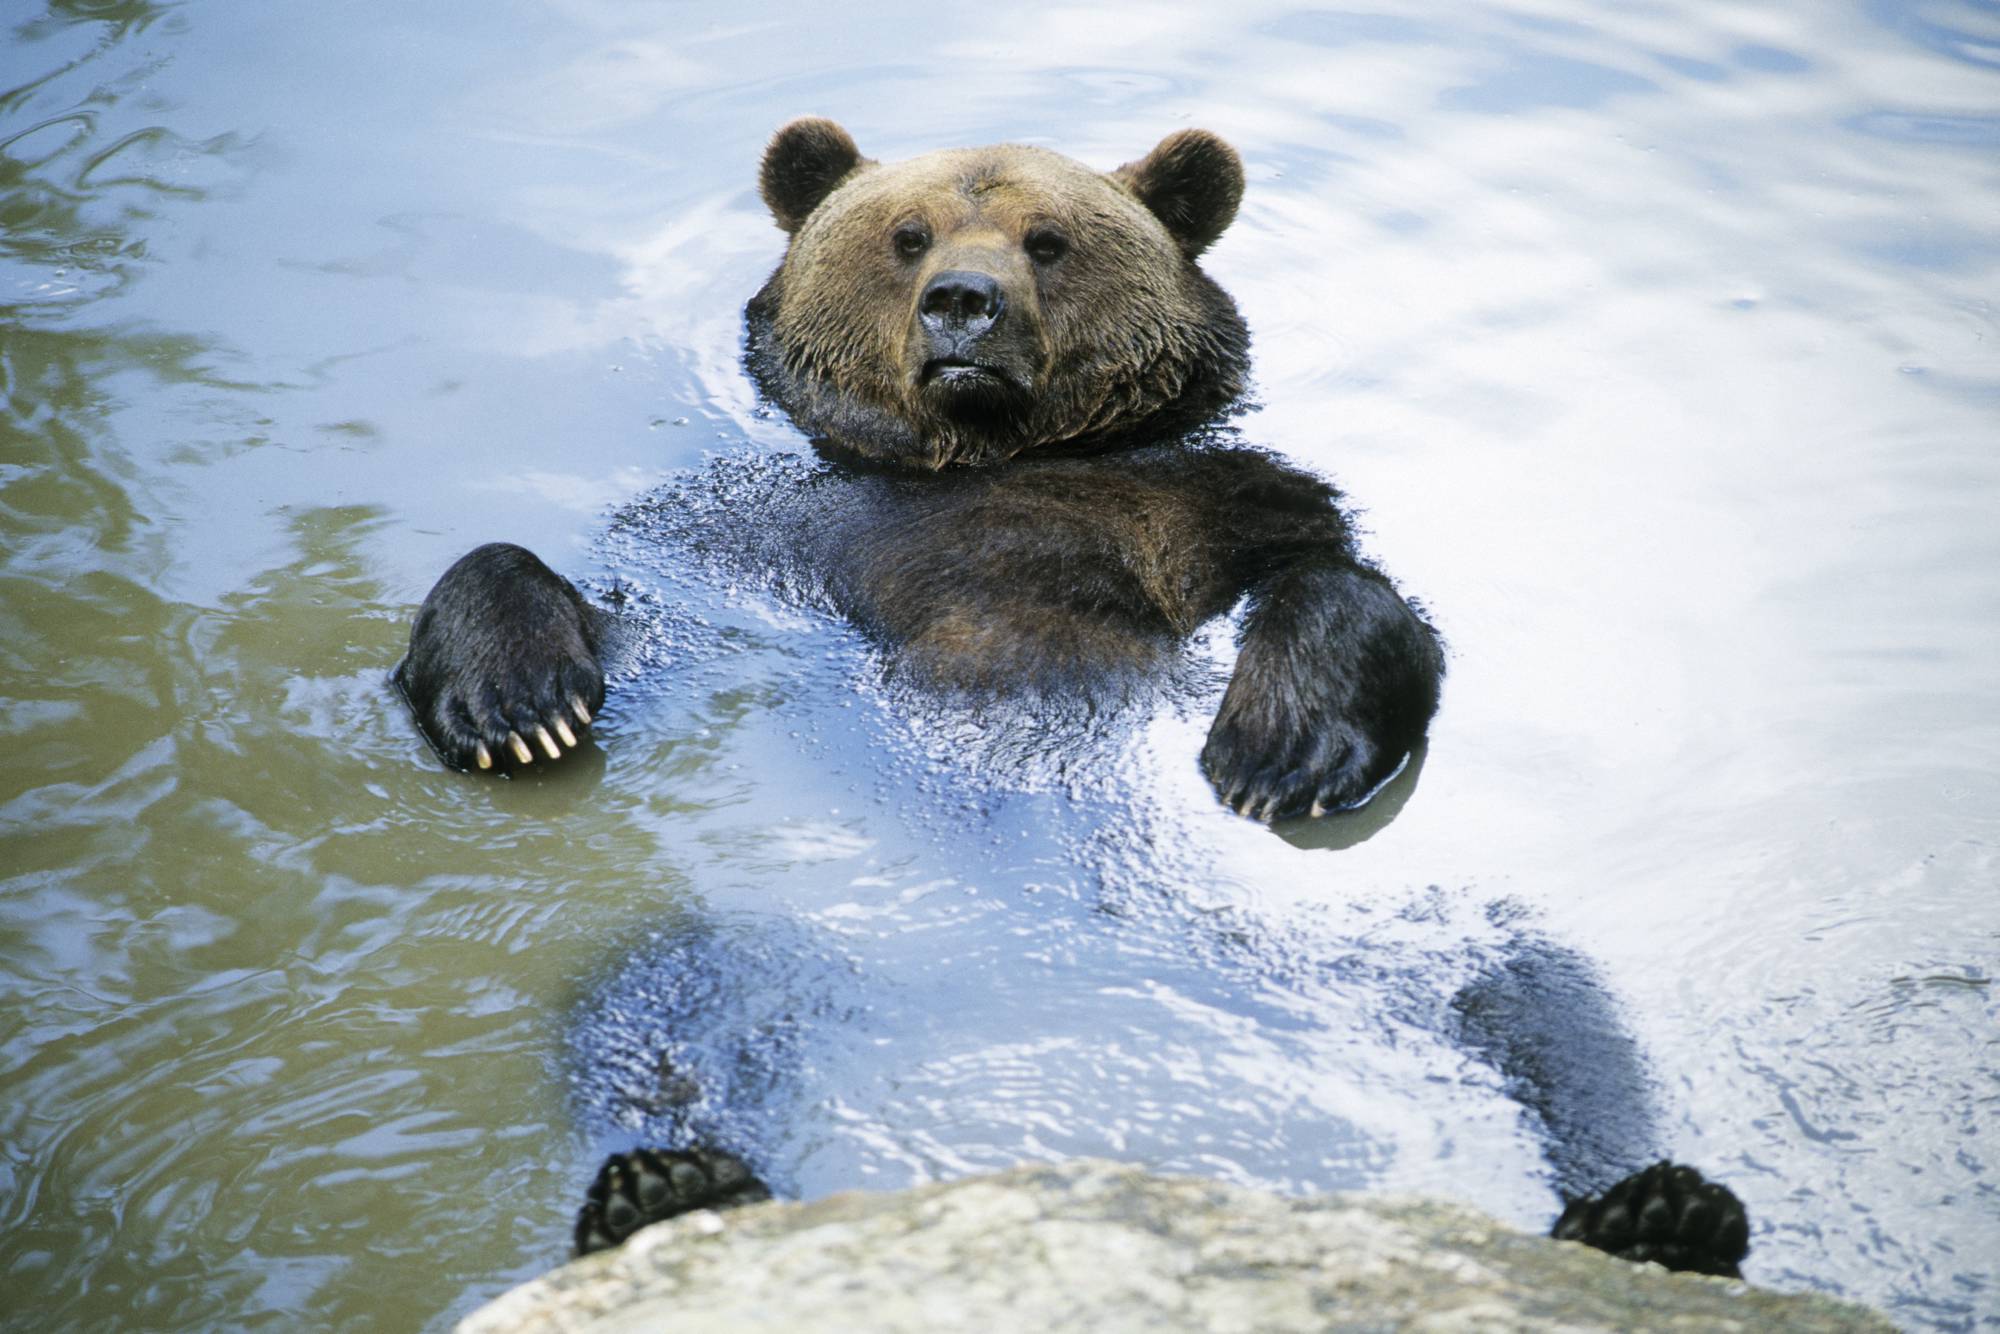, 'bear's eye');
892,224,930,259
1024,227,1069,265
